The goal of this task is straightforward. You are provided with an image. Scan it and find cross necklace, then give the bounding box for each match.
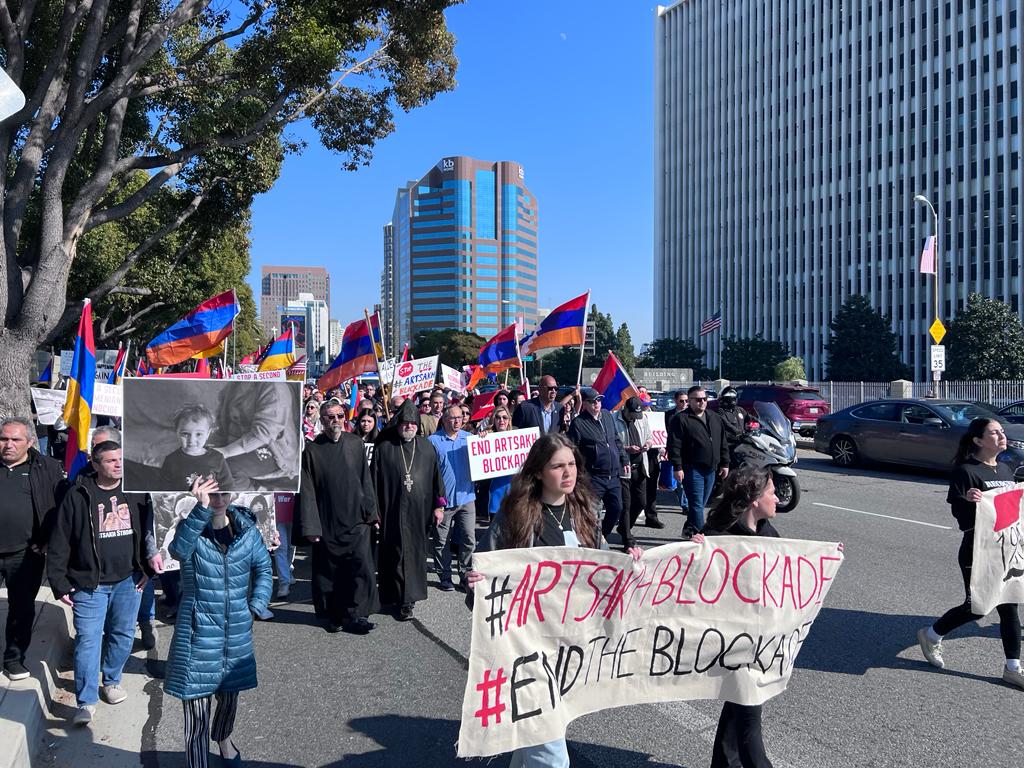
[400,440,416,492]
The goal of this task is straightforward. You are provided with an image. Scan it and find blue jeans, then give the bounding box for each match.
[71,576,141,705]
[681,465,717,533]
[274,522,295,586]
[137,578,155,624]
[510,738,570,767]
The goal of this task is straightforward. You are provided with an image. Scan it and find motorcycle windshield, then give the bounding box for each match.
[754,401,792,441]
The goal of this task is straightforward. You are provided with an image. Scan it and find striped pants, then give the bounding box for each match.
[182,692,239,768]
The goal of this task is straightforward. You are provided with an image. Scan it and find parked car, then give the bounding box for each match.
[997,401,1024,424]
[727,385,830,437]
[813,398,1024,471]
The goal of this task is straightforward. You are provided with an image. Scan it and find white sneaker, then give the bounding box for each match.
[72,705,95,726]
[917,628,944,669]
[100,684,128,704]
[1002,667,1024,690]
[255,608,274,621]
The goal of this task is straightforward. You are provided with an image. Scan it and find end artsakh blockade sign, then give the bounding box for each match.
[971,483,1024,614]
[467,428,540,481]
[458,538,843,757]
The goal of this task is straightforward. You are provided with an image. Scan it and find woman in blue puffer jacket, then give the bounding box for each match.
[165,478,273,768]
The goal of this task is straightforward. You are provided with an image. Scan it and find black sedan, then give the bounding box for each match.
[998,401,1024,424]
[813,399,1024,471]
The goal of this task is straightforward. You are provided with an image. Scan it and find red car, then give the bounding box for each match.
[731,385,830,437]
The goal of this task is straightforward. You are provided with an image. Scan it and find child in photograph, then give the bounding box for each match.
[158,403,234,492]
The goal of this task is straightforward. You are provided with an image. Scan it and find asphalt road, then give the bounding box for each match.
[37,449,1024,766]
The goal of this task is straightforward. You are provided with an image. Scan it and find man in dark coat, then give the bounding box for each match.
[296,400,378,634]
[372,401,444,621]
[512,375,564,434]
[667,385,730,537]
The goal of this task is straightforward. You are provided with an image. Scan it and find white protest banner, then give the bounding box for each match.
[93,382,122,417]
[467,428,540,481]
[392,356,439,400]
[232,369,287,382]
[30,388,66,425]
[379,357,396,386]
[458,538,843,757]
[645,411,667,449]
[970,483,1024,614]
[441,363,466,394]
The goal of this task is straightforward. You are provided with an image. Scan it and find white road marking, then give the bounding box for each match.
[812,502,952,530]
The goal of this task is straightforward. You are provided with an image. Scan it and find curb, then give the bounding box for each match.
[0,588,73,768]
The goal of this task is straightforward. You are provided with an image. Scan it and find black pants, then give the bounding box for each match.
[645,450,661,522]
[1,547,45,665]
[616,469,647,547]
[588,474,623,538]
[711,702,773,768]
[933,532,1022,658]
[183,691,239,768]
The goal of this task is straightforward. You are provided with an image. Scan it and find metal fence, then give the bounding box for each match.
[727,380,1024,412]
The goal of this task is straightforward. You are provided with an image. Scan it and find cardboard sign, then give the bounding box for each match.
[458,538,843,757]
[378,357,396,386]
[645,411,667,449]
[30,383,122,425]
[231,369,287,381]
[467,428,541,481]
[392,355,439,399]
[441,363,466,394]
[971,482,1024,614]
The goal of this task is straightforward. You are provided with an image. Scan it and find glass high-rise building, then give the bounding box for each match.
[655,1,1022,380]
[388,156,539,349]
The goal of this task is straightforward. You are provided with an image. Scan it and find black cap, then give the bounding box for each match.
[580,387,603,402]
[624,396,643,413]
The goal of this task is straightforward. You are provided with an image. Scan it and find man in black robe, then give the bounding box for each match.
[296,400,378,634]
[372,401,444,621]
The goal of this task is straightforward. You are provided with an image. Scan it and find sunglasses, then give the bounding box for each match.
[689,397,708,403]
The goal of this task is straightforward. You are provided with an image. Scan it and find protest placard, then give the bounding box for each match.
[645,411,667,449]
[392,356,439,399]
[441,363,466,394]
[93,382,122,417]
[30,387,66,425]
[467,428,540,481]
[232,369,287,381]
[458,538,843,757]
[970,482,1024,614]
[378,357,396,386]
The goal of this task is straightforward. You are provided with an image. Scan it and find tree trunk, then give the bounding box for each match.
[0,327,42,419]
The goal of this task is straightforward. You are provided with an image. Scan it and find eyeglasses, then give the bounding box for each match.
[689,397,708,403]
[494,415,510,420]
[324,414,345,421]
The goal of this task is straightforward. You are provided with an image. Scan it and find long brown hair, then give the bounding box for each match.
[704,465,772,532]
[498,433,598,549]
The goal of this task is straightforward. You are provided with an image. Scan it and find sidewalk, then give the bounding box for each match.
[0,587,73,768]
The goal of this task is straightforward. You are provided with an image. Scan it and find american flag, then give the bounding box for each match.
[287,356,307,378]
[699,311,722,336]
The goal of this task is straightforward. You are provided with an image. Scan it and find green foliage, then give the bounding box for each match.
[614,323,635,372]
[527,306,635,385]
[946,293,1024,379]
[637,338,709,375]
[410,329,487,369]
[826,294,911,381]
[721,334,789,381]
[773,357,807,381]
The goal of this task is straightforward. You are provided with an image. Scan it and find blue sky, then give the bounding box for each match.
[248,1,659,346]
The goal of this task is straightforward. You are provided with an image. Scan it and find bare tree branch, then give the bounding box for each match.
[179,0,270,69]
[106,285,153,296]
[85,162,185,234]
[97,300,166,343]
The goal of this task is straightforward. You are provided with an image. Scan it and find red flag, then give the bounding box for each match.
[401,342,410,361]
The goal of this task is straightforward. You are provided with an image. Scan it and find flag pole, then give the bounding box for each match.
[513,318,530,399]
[575,290,591,390]
[364,308,390,421]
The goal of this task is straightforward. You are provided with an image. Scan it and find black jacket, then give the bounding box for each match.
[667,409,730,471]
[718,405,748,449]
[47,476,153,598]
[512,397,564,434]
[567,410,627,476]
[23,448,65,549]
[704,517,780,538]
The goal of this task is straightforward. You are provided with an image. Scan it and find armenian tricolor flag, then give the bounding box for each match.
[62,300,96,480]
[107,343,129,385]
[478,324,520,374]
[318,319,376,392]
[38,352,55,386]
[592,351,639,412]
[369,312,385,359]
[145,290,239,367]
[257,327,296,371]
[520,291,589,356]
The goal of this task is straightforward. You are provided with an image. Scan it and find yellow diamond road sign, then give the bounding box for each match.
[929,318,946,344]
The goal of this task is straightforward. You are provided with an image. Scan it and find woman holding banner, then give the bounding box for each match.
[917,417,1023,689]
[486,406,515,517]
[468,433,642,766]
[702,465,779,768]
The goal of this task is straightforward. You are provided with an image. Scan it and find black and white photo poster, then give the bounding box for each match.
[122,378,302,493]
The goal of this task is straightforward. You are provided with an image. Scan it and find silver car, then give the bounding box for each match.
[813,399,1024,471]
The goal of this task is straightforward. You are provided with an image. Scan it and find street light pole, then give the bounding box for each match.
[914,194,941,391]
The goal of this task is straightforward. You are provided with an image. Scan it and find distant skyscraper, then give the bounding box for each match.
[389,156,539,349]
[655,1,1022,380]
[260,265,330,339]
[381,222,395,355]
[282,292,329,373]
[328,319,342,361]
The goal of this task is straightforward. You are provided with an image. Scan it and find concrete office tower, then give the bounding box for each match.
[381,222,396,355]
[389,156,539,349]
[260,265,330,339]
[654,2,1022,379]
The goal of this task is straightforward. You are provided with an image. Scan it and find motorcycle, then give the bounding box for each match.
[732,401,801,512]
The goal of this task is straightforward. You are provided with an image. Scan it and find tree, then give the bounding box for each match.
[946,293,1024,379]
[613,323,635,372]
[826,294,911,380]
[410,329,486,370]
[773,356,807,381]
[637,338,708,374]
[721,334,789,381]
[0,1,459,415]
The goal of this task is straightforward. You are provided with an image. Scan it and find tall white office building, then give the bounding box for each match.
[655,1,1022,379]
